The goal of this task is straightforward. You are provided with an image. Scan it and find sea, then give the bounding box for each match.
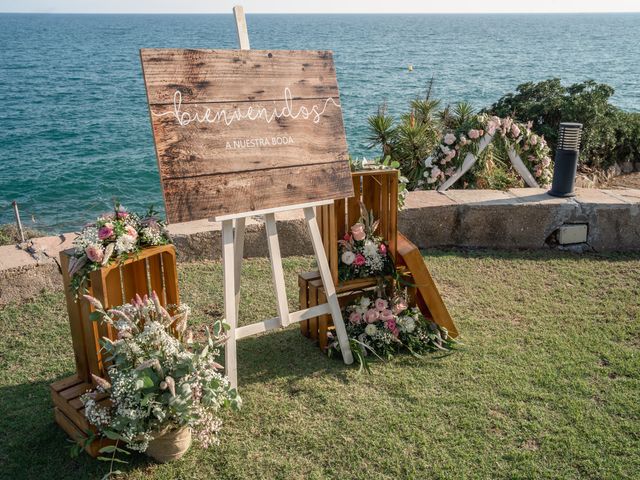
[1,13,639,232]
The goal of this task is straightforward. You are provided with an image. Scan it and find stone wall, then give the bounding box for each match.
[1,188,638,305]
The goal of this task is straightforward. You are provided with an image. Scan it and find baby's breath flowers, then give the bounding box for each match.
[81,293,240,456]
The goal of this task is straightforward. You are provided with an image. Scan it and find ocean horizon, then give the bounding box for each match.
[1,12,639,232]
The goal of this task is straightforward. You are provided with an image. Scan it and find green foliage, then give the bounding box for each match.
[367,97,441,189]
[486,78,638,169]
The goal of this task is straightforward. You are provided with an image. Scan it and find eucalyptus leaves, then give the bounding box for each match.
[80,293,240,462]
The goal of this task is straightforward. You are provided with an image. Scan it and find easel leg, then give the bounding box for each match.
[222,219,238,389]
[303,207,354,365]
[264,213,291,326]
[233,218,245,316]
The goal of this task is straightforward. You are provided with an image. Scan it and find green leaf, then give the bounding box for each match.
[98,456,128,464]
[90,311,103,322]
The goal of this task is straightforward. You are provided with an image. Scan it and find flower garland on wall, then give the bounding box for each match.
[422,114,553,189]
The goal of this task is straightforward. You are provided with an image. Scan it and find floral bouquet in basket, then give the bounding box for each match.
[68,204,171,294]
[80,293,240,466]
[338,204,393,282]
[328,288,456,370]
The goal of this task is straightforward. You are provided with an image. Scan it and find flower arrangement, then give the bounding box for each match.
[327,289,456,369]
[80,293,240,464]
[422,114,553,189]
[338,204,393,282]
[349,156,410,210]
[68,204,171,294]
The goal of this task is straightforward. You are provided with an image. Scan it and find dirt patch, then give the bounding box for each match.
[606,172,640,189]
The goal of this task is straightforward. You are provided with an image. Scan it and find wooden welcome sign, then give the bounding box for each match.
[140,49,354,222]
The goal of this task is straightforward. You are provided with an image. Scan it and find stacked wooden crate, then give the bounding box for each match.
[52,245,180,456]
[299,169,458,352]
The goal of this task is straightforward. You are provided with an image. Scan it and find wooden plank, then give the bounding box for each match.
[141,49,340,105]
[308,280,319,340]
[389,173,398,262]
[328,203,338,286]
[298,275,310,337]
[335,198,346,240]
[52,390,90,431]
[54,408,114,458]
[303,206,353,364]
[380,173,389,243]
[264,213,291,327]
[149,99,348,178]
[222,221,238,388]
[89,270,115,372]
[50,375,83,393]
[233,6,250,50]
[141,48,353,221]
[59,253,90,382]
[147,256,166,305]
[317,289,329,351]
[162,162,353,223]
[59,381,93,401]
[347,174,362,227]
[396,233,458,337]
[79,288,102,379]
[162,250,180,307]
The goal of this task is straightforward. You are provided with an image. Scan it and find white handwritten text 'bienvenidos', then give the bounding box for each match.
[151,88,340,127]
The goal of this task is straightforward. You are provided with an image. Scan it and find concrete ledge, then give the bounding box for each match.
[1,187,639,305]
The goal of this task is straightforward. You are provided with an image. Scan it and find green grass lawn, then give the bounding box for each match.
[0,250,639,479]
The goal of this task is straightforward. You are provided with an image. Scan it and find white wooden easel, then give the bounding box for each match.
[435,133,540,192]
[218,6,354,389]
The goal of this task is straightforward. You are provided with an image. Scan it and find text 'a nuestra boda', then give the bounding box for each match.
[226,135,294,149]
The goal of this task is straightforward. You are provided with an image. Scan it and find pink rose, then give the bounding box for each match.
[530,134,538,146]
[343,233,352,242]
[116,206,128,219]
[364,309,380,323]
[98,223,114,240]
[468,129,480,140]
[351,223,366,241]
[443,133,456,145]
[353,253,366,266]
[385,319,398,336]
[85,244,104,263]
[349,311,362,324]
[511,124,521,138]
[380,309,394,322]
[392,300,408,315]
[375,298,388,311]
[125,225,138,239]
[379,243,387,254]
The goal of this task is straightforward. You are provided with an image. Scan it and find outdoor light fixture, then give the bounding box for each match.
[548,122,583,197]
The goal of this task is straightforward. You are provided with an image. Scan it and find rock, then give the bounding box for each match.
[635,162,640,172]
[621,161,634,174]
[608,163,622,178]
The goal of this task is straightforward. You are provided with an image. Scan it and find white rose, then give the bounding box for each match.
[403,317,416,333]
[341,250,356,265]
[360,297,371,308]
[364,324,377,336]
[444,133,456,145]
[363,240,377,257]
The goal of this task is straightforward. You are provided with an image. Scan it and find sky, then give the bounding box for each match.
[1,0,639,14]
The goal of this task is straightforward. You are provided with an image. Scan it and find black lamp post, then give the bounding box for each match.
[548,122,583,197]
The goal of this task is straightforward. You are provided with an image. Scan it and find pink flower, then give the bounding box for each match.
[116,206,128,219]
[349,311,362,324]
[443,133,456,145]
[385,319,398,336]
[353,253,366,266]
[364,309,379,323]
[392,299,408,315]
[380,309,394,322]
[85,244,104,263]
[468,129,480,140]
[530,134,539,146]
[98,223,114,240]
[125,225,138,239]
[511,124,521,138]
[351,223,366,241]
[375,298,388,311]
[379,243,387,254]
[343,233,352,242]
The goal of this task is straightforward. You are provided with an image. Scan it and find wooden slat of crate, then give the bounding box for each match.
[396,233,458,337]
[298,271,319,338]
[58,256,90,382]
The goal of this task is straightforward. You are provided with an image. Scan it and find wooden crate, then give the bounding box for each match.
[316,170,398,287]
[54,244,180,456]
[299,270,416,350]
